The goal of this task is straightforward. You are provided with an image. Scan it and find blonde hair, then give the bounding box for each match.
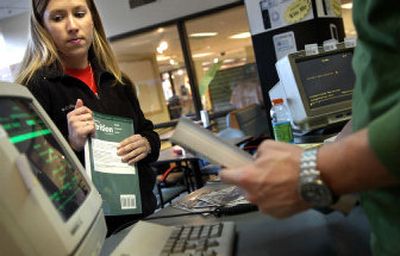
[16,0,123,85]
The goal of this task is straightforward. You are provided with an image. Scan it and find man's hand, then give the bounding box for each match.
[220,140,310,218]
[67,99,95,151]
[117,135,151,165]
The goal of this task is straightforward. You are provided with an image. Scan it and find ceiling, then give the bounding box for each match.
[0,0,29,21]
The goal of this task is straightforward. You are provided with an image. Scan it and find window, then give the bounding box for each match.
[341,4,356,36]
[186,6,263,114]
[111,25,194,124]
[0,31,18,81]
[110,5,263,128]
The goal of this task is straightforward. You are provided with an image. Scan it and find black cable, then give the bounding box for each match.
[111,204,259,235]
[111,220,138,236]
[214,204,259,217]
[144,210,215,221]
[144,204,259,221]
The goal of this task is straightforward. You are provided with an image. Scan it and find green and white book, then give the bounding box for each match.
[84,112,142,216]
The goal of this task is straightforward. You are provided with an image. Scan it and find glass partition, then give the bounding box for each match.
[110,25,194,124]
[185,6,263,114]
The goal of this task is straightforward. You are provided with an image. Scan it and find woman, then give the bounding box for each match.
[16,0,160,236]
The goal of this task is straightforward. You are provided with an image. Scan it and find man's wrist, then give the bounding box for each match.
[299,147,338,207]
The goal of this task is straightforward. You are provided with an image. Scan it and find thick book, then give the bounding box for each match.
[171,119,358,215]
[85,112,142,216]
[170,118,253,168]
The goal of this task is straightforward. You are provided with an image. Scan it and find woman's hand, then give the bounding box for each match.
[67,99,95,151]
[117,134,151,165]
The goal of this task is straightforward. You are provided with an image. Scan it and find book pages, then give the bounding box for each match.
[170,118,253,168]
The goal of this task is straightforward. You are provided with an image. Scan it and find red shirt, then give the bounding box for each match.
[65,65,97,94]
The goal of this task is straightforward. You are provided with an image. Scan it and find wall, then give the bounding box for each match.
[0,12,29,70]
[118,55,170,124]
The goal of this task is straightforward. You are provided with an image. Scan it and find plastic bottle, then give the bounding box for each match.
[270,98,294,143]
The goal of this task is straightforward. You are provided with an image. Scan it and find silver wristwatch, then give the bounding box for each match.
[299,147,336,207]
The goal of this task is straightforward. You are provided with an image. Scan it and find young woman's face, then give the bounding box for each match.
[43,0,94,65]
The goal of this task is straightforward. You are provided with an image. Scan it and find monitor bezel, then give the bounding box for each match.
[288,46,354,118]
[0,84,104,254]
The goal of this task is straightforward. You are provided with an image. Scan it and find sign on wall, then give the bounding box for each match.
[245,0,318,36]
[129,0,156,9]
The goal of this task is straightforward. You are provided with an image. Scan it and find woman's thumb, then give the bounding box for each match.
[75,99,84,109]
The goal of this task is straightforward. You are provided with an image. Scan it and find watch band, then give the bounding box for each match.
[299,147,338,207]
[299,147,320,182]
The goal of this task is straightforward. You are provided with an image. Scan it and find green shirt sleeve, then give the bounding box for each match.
[368,101,400,178]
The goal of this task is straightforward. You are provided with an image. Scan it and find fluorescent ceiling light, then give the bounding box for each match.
[156,55,170,62]
[229,32,251,39]
[192,52,214,58]
[341,3,353,9]
[156,41,168,54]
[223,58,235,64]
[189,32,218,38]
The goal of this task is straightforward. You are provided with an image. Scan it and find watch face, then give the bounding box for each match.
[300,183,333,207]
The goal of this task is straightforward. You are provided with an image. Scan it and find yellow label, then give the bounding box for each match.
[330,0,342,17]
[284,0,312,24]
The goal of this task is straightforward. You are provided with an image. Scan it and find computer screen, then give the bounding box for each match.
[0,83,106,255]
[296,51,354,110]
[1,98,89,220]
[271,44,355,132]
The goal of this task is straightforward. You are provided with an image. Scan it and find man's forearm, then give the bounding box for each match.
[318,129,399,195]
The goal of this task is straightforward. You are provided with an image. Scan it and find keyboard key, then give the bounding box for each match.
[209,224,222,238]
[160,222,235,256]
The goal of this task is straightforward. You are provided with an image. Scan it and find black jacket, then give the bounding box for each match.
[26,60,160,223]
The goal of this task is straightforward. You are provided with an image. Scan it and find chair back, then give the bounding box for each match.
[217,127,245,141]
[229,104,269,138]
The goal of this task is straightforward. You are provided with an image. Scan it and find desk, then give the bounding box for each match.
[102,194,371,256]
[151,147,204,190]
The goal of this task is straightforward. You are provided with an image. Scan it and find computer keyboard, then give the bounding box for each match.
[160,222,235,256]
[111,221,235,256]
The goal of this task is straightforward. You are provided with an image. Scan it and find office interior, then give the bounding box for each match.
[0,0,373,256]
[0,0,356,136]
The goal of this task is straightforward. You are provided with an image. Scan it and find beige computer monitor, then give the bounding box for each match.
[0,83,106,255]
[270,44,355,132]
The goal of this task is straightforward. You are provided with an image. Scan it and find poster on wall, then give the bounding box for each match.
[129,0,156,9]
[245,0,315,36]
